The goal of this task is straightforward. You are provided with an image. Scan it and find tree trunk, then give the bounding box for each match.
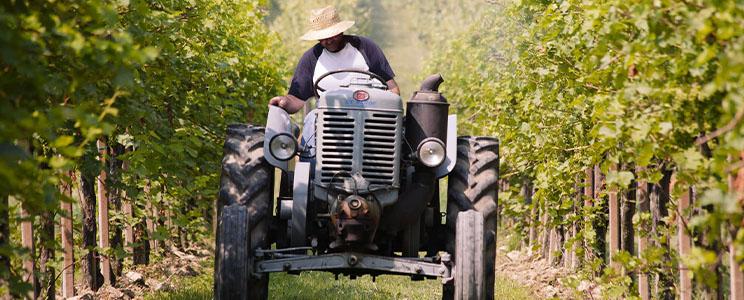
[133,220,150,265]
[730,153,744,300]
[584,168,594,263]
[608,164,620,270]
[652,168,674,299]
[0,195,10,295]
[593,165,608,267]
[80,172,102,291]
[20,206,37,299]
[60,175,75,298]
[636,168,650,300]
[144,181,158,254]
[621,166,635,256]
[674,175,692,300]
[540,204,550,259]
[524,180,536,248]
[97,139,113,286]
[620,165,636,286]
[39,209,55,300]
[108,143,124,277]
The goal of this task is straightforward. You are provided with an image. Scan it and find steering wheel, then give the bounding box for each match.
[313,69,388,98]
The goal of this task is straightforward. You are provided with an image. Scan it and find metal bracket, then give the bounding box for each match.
[436,115,457,178]
[291,162,310,246]
[256,252,450,278]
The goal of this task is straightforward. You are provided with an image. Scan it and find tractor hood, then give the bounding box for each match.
[316,88,403,112]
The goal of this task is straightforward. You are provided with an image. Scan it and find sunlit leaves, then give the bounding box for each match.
[424,0,744,295]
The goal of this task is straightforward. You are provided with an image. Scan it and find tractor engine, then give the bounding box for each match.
[313,87,403,249]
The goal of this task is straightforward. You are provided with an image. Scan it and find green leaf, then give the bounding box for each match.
[52,136,75,148]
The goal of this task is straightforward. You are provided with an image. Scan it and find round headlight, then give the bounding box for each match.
[417,138,446,168]
[269,133,298,161]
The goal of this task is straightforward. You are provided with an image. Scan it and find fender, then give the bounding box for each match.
[264,106,296,172]
[435,115,457,178]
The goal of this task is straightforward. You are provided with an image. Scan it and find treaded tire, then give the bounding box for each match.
[444,136,499,300]
[215,124,273,300]
[455,210,485,300]
[215,205,251,299]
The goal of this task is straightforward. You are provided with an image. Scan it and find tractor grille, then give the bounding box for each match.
[318,111,355,182]
[316,110,401,188]
[362,113,398,185]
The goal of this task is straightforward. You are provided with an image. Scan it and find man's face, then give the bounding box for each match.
[319,33,345,52]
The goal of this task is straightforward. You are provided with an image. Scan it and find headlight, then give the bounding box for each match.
[417,138,446,167]
[269,133,298,161]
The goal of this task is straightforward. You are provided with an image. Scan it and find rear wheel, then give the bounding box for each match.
[443,137,499,300]
[215,124,273,300]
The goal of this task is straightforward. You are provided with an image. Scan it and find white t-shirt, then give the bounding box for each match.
[312,42,370,96]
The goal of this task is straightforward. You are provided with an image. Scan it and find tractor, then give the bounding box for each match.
[214,71,499,300]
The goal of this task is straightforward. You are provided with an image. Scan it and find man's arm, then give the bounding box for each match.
[269,94,306,114]
[387,79,400,95]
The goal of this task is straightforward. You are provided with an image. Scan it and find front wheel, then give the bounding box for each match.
[215,124,273,300]
[444,136,499,300]
[215,205,252,299]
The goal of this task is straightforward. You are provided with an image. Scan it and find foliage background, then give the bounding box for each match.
[426,0,744,296]
[2,0,744,297]
[1,0,285,295]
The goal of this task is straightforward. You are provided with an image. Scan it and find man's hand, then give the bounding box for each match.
[387,79,400,96]
[268,94,305,114]
[269,95,288,107]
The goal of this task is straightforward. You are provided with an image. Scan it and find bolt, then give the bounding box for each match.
[439,268,445,275]
[415,266,423,274]
[283,263,291,271]
[349,198,362,210]
[348,255,359,266]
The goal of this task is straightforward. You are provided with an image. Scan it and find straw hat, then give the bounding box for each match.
[300,6,355,41]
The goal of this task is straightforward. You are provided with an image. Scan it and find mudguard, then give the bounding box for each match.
[436,115,457,178]
[264,106,295,172]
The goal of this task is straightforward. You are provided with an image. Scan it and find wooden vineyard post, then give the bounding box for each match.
[584,167,594,261]
[594,164,609,267]
[20,205,36,299]
[524,180,537,248]
[60,174,75,298]
[97,139,112,286]
[122,159,134,260]
[568,177,580,270]
[540,202,550,258]
[144,181,157,253]
[673,174,692,300]
[731,153,744,300]
[636,167,650,300]
[608,163,620,270]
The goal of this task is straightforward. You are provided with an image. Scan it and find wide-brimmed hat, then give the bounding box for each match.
[300,6,355,41]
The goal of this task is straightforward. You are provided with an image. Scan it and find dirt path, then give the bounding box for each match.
[496,247,582,299]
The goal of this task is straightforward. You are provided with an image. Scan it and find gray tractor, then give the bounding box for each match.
[214,71,499,300]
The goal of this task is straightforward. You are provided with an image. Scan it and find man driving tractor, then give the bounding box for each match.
[269,5,400,113]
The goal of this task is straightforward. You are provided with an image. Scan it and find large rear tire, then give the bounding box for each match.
[215,124,273,300]
[444,137,499,300]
